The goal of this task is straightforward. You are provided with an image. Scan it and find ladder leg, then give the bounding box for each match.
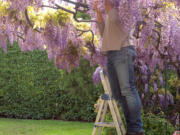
[108,100,123,135]
[103,71,126,134]
[92,70,126,135]
[112,100,126,135]
[92,99,105,135]
[97,101,108,135]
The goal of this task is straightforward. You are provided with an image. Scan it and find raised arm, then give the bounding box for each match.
[94,0,105,37]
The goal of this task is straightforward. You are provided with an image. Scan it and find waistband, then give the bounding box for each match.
[107,45,135,53]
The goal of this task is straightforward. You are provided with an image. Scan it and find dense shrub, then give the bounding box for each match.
[100,105,176,135]
[0,43,103,121]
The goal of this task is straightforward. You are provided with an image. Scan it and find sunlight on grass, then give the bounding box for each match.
[0,118,94,135]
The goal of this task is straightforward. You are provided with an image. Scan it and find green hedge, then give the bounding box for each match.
[102,107,175,135]
[0,43,103,121]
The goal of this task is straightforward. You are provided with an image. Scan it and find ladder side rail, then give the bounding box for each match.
[108,99,123,135]
[112,100,126,134]
[100,70,126,135]
[100,70,123,135]
[97,101,108,135]
[91,99,105,135]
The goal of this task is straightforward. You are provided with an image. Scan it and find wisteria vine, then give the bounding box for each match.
[0,0,179,125]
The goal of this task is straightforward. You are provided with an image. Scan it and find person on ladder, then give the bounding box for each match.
[94,0,145,135]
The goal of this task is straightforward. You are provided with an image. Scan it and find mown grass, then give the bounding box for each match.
[0,118,94,135]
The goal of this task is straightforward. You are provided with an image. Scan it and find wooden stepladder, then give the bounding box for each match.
[92,70,126,135]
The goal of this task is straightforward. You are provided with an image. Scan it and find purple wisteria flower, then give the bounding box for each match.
[92,66,103,84]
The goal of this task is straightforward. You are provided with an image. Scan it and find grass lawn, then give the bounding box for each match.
[0,118,94,135]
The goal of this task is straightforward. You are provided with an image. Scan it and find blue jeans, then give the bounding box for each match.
[106,45,144,133]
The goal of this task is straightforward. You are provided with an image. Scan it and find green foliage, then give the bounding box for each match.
[0,43,103,121]
[101,108,175,135]
[141,112,175,135]
[76,11,91,20]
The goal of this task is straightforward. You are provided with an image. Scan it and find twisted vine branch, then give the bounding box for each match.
[25,9,42,33]
[42,1,97,53]
[76,28,95,52]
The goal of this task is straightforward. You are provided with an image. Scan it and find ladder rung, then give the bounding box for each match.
[95,122,115,127]
[101,93,113,100]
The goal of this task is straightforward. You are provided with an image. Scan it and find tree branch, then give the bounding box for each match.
[24,9,42,33]
[42,2,97,46]
[152,29,179,69]
[55,4,96,23]
[76,28,94,43]
[62,0,89,9]
[42,1,97,51]
[76,28,96,53]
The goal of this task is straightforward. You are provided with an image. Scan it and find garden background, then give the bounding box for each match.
[0,0,180,135]
[0,42,179,135]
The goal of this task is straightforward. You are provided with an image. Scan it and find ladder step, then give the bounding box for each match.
[101,93,113,100]
[95,122,115,127]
